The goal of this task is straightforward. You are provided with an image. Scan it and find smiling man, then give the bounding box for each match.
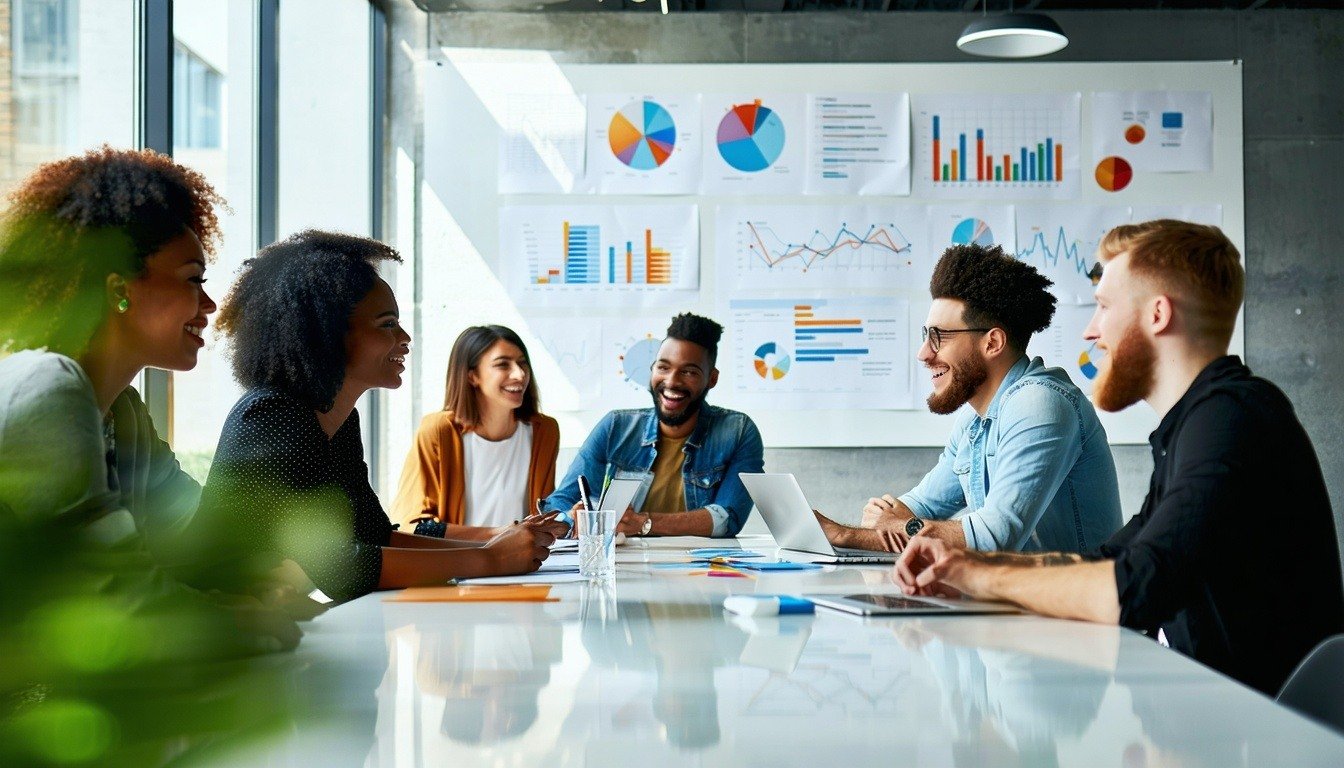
[544,313,764,538]
[819,243,1122,554]
[894,220,1344,696]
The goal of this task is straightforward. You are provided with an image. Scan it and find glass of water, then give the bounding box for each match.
[578,509,617,581]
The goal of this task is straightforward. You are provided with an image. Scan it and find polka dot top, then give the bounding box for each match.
[194,388,392,602]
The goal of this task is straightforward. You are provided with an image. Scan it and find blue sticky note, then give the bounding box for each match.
[1161,111,1183,129]
[730,561,824,572]
[690,548,764,558]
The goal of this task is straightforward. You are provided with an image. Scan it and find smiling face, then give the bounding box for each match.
[116,230,216,372]
[918,298,990,415]
[1084,252,1156,412]
[649,337,717,428]
[468,339,531,416]
[342,278,411,393]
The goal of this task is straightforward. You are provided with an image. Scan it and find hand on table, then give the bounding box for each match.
[894,537,978,600]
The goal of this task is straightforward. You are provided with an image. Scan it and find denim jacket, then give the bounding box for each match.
[899,356,1122,553]
[544,405,764,537]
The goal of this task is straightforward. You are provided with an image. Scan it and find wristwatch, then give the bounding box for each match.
[904,517,925,538]
[639,513,654,536]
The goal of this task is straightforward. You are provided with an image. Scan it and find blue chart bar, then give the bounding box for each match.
[608,247,615,284]
[958,133,967,180]
[795,357,835,362]
[933,115,940,141]
[566,225,599,284]
[804,327,863,334]
[1045,138,1054,180]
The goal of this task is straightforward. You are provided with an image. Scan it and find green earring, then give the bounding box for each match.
[117,298,130,314]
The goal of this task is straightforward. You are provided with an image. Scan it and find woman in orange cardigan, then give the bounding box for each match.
[392,325,560,539]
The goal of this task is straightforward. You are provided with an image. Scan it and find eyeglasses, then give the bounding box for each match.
[921,325,992,353]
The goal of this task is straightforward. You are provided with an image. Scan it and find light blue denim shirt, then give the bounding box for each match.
[544,404,764,537]
[900,356,1122,553]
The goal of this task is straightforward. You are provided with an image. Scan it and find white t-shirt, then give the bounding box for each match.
[462,422,533,528]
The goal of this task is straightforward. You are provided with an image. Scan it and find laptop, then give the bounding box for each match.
[739,473,900,564]
[805,592,1019,616]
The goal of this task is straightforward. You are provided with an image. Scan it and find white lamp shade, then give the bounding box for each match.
[957,13,1069,59]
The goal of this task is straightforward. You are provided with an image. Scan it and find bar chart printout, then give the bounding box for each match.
[501,205,699,307]
[729,298,913,410]
[913,93,1081,200]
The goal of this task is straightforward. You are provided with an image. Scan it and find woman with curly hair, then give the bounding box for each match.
[0,146,302,655]
[189,230,560,603]
[391,325,560,537]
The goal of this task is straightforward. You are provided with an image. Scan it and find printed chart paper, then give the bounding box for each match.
[1015,205,1130,307]
[913,93,1081,200]
[586,94,702,195]
[729,298,913,410]
[525,318,604,410]
[1092,91,1213,173]
[926,205,1017,261]
[497,92,588,194]
[602,318,671,409]
[701,94,807,195]
[501,205,699,308]
[804,93,911,196]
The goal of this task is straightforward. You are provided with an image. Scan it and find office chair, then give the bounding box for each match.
[1277,634,1344,734]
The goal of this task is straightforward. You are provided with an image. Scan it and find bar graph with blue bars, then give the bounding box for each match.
[564,223,600,284]
[929,111,1065,185]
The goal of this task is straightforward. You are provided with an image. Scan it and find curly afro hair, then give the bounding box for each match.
[666,312,724,366]
[0,146,224,355]
[215,230,402,412]
[929,243,1056,352]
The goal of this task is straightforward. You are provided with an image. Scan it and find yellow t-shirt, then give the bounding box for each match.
[642,434,688,514]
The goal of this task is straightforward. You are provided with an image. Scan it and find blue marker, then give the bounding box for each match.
[723,595,815,617]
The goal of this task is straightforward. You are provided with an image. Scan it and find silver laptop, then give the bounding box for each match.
[739,473,900,564]
[805,592,1018,616]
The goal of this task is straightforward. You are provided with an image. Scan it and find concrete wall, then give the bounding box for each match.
[383,5,1344,544]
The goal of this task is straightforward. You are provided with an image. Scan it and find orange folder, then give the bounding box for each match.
[383,585,556,603]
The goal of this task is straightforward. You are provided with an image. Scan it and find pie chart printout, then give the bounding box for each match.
[753,342,792,380]
[609,100,677,171]
[951,217,995,248]
[1095,156,1133,192]
[717,100,787,173]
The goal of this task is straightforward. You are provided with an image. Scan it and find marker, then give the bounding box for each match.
[577,475,596,512]
[723,595,814,616]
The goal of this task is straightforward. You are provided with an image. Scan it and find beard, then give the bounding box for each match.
[926,352,989,415]
[651,383,709,427]
[1092,324,1156,412]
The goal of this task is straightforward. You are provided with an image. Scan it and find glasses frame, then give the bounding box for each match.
[922,325,993,353]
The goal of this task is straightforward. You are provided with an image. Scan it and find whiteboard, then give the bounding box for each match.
[420,56,1243,447]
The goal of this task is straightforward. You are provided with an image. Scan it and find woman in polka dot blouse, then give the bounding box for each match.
[188,231,561,602]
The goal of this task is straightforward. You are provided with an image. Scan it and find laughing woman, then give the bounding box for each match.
[391,325,560,539]
[187,231,558,603]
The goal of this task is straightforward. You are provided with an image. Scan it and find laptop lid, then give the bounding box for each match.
[739,473,842,556]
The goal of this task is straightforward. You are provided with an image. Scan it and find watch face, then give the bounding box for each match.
[640,515,653,536]
[905,517,924,537]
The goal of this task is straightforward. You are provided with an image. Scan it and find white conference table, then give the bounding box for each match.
[220,535,1344,767]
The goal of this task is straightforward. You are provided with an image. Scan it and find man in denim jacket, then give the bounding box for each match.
[544,313,764,538]
[820,244,1122,554]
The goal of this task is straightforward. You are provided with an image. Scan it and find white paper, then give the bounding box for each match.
[701,94,807,195]
[500,204,699,307]
[715,204,929,294]
[1092,91,1212,173]
[926,205,1017,260]
[585,94,702,195]
[523,318,603,410]
[1027,304,1103,396]
[804,93,911,196]
[497,92,588,194]
[601,317,670,409]
[1014,205,1130,307]
[727,297,913,410]
[913,93,1081,200]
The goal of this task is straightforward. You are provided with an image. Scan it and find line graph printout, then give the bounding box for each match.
[586,94,702,194]
[804,93,911,196]
[501,204,699,308]
[716,205,929,293]
[1015,206,1130,307]
[526,318,603,410]
[729,298,913,410]
[913,92,1080,200]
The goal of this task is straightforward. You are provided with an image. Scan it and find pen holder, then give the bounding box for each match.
[578,509,617,581]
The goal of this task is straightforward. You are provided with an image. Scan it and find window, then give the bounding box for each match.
[173,42,223,149]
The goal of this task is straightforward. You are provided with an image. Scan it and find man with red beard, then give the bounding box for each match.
[895,220,1344,697]
[543,313,764,538]
[819,244,1122,554]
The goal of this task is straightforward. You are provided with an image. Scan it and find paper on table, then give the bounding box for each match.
[383,585,555,603]
[458,562,584,585]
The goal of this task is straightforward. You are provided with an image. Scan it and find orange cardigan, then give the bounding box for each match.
[391,410,560,528]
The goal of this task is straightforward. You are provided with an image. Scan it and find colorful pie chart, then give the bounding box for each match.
[620,337,662,388]
[1124,124,1146,144]
[753,342,791,381]
[609,100,677,171]
[951,217,995,248]
[1078,344,1103,380]
[1095,156,1133,192]
[717,100,786,173]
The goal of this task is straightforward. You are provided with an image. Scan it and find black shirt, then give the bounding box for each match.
[190,389,392,603]
[1099,356,1344,696]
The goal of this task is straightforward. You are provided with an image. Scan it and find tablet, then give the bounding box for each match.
[597,474,652,515]
[806,593,1018,616]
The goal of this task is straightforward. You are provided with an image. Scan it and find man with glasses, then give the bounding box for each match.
[818,243,1122,554]
[895,221,1343,696]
